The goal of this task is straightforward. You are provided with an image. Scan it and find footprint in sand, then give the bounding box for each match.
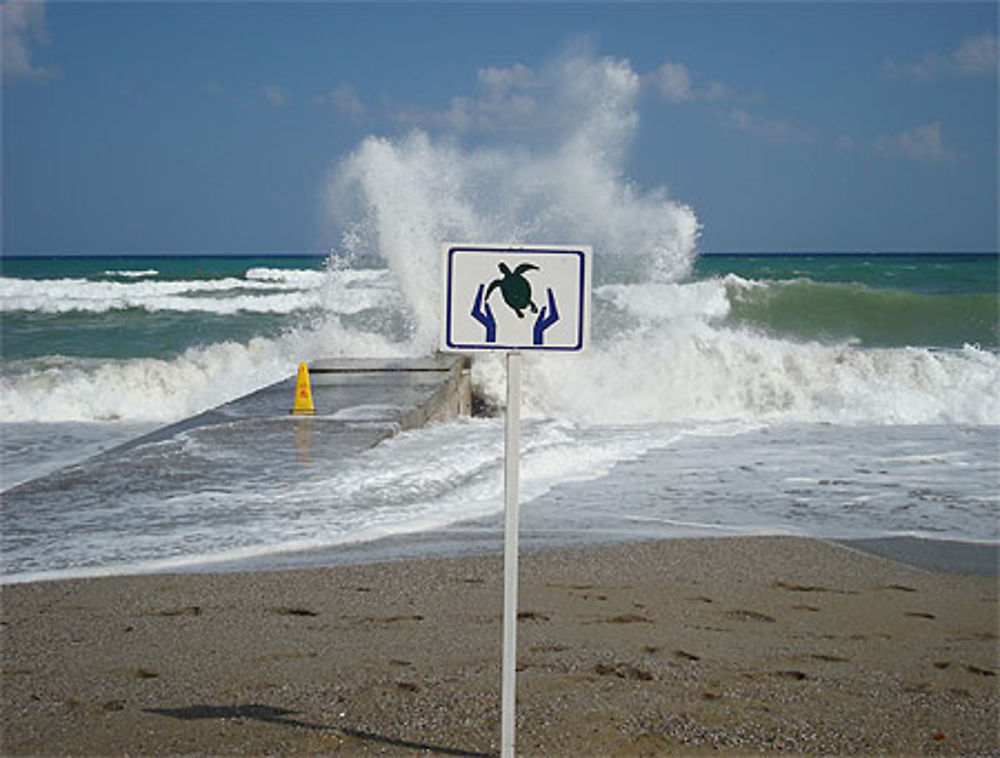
[672,649,701,661]
[268,607,319,617]
[965,664,996,677]
[726,609,777,623]
[594,662,654,681]
[147,606,201,617]
[601,614,652,624]
[811,653,850,663]
[517,611,550,622]
[773,581,854,595]
[361,614,423,624]
[743,670,808,681]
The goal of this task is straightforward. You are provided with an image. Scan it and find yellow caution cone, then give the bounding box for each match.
[291,362,316,415]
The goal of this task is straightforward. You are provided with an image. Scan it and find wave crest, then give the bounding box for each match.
[473,321,1000,426]
[0,321,407,423]
[322,52,701,352]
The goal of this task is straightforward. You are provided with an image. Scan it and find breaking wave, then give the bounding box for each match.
[322,51,700,352]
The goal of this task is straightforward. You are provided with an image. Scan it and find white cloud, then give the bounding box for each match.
[393,49,792,152]
[647,61,694,102]
[835,135,856,152]
[395,61,541,133]
[643,60,729,103]
[314,83,365,119]
[873,122,955,162]
[332,84,364,118]
[729,107,811,143]
[884,33,998,81]
[952,33,999,75]
[646,59,812,146]
[457,62,539,131]
[260,84,288,107]
[477,62,535,98]
[2,0,57,84]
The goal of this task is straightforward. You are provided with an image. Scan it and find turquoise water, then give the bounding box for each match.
[695,253,998,349]
[2,253,996,367]
[694,253,998,295]
[1,255,326,361]
[0,254,323,281]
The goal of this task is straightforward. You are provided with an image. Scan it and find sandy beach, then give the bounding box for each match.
[1,536,997,756]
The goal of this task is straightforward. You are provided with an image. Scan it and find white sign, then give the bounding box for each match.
[441,243,591,757]
[442,244,591,352]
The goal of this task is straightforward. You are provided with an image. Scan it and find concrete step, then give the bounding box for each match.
[112,355,471,454]
[4,356,472,503]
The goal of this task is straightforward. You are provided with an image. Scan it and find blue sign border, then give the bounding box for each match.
[444,245,588,352]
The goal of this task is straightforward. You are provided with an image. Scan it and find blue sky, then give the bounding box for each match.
[3,1,997,255]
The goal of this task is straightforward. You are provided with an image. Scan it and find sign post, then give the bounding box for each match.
[501,350,521,757]
[442,244,591,757]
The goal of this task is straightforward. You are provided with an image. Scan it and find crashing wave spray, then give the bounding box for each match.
[319,49,1000,427]
[322,50,701,353]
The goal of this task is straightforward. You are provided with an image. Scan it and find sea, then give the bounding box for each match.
[2,250,998,583]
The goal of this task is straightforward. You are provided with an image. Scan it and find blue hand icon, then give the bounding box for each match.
[533,288,559,345]
[472,284,497,343]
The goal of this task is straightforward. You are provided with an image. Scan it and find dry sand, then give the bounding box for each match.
[1,537,997,756]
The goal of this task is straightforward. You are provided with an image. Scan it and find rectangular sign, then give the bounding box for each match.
[442,244,591,352]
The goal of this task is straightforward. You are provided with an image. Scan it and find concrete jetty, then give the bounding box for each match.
[309,355,472,430]
[113,354,472,455]
[3,355,472,511]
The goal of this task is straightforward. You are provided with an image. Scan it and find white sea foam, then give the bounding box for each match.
[329,404,404,422]
[461,306,1000,426]
[541,336,998,425]
[244,267,327,285]
[7,266,996,426]
[0,321,409,423]
[596,279,732,325]
[103,268,159,278]
[1,275,299,313]
[7,413,995,582]
[0,267,399,315]
[0,416,675,581]
[322,51,700,353]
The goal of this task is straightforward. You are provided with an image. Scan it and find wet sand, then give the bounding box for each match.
[2,537,997,755]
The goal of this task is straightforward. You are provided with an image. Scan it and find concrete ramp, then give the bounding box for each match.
[107,355,471,456]
[3,356,472,505]
[309,355,471,430]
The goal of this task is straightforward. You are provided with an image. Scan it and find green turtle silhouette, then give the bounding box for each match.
[485,262,539,318]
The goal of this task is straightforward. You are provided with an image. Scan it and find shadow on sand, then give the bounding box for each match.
[144,703,491,757]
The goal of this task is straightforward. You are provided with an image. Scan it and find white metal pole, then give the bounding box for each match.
[501,351,522,758]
